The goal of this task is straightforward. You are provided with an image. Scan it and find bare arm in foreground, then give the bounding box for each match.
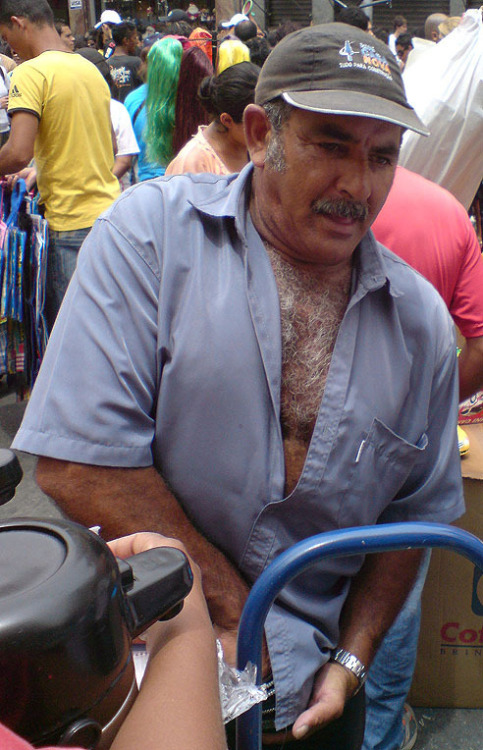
[108,532,227,750]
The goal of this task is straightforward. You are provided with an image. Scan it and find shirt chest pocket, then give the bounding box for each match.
[338,417,428,528]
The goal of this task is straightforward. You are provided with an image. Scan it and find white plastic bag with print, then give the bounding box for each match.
[399,10,483,210]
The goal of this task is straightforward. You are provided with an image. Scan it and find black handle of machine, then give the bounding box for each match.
[119,547,194,637]
[0,448,23,505]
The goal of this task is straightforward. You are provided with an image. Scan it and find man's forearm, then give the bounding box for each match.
[289,548,425,740]
[337,548,423,666]
[0,139,32,176]
[112,154,132,179]
[36,458,249,632]
[458,336,483,402]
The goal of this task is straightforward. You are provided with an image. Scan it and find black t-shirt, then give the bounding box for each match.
[108,55,142,103]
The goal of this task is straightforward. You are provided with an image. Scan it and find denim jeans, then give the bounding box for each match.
[46,226,91,331]
[362,551,431,750]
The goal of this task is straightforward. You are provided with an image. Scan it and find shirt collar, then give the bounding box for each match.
[189,163,404,300]
[355,231,405,299]
[188,162,254,237]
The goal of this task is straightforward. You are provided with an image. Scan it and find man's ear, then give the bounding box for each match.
[10,16,27,30]
[243,104,271,168]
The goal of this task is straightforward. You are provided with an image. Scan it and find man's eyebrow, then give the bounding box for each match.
[313,123,356,142]
[371,142,401,157]
[311,124,402,155]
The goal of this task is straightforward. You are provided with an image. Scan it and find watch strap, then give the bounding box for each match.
[330,648,367,693]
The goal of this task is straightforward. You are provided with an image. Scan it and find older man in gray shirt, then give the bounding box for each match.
[13,24,464,750]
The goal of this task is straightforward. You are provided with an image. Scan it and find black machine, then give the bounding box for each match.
[0,449,193,748]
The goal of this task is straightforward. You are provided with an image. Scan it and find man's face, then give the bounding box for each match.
[0,17,30,60]
[252,108,401,268]
[60,25,75,51]
[125,29,138,54]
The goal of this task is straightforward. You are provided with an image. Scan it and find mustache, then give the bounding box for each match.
[312,198,369,222]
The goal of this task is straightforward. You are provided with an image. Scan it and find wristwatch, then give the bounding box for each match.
[329,648,367,694]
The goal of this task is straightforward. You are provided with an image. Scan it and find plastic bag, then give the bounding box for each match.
[217,640,267,724]
[399,10,483,210]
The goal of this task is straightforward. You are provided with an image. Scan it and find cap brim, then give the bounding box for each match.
[283,91,429,137]
[94,19,121,28]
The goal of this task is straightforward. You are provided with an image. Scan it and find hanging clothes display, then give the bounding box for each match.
[0,180,49,399]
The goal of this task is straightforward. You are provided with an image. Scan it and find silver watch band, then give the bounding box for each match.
[330,648,367,693]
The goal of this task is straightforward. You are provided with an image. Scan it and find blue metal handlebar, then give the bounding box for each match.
[236,522,483,750]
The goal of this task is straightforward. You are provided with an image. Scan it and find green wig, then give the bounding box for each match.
[145,37,183,166]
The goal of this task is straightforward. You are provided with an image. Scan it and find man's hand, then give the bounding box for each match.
[0,95,8,109]
[291,661,358,740]
[4,165,37,191]
[107,530,190,560]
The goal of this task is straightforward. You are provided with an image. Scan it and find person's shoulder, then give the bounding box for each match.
[110,97,125,115]
[166,135,223,176]
[103,172,235,222]
[110,54,141,65]
[378,239,450,309]
[377,241,455,352]
[124,84,147,110]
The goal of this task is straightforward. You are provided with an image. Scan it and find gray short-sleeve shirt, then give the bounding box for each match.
[13,164,464,728]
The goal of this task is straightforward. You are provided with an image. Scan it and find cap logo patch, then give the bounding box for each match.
[339,41,392,81]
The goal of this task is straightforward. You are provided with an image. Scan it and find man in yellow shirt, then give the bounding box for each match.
[0,0,120,329]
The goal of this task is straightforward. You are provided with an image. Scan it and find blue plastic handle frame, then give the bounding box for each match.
[235,521,483,750]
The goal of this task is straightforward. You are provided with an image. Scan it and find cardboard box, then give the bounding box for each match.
[409,423,483,707]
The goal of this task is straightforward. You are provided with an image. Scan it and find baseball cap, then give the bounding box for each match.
[94,10,122,28]
[159,9,191,22]
[255,23,429,136]
[221,13,249,29]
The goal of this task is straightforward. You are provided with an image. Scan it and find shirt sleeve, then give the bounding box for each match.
[112,101,140,156]
[7,62,44,118]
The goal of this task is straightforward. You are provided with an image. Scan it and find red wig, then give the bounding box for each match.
[173,46,213,155]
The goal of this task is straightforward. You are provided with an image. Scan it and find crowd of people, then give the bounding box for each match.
[0,1,482,750]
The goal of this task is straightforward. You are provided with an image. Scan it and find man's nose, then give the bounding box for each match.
[335,159,372,202]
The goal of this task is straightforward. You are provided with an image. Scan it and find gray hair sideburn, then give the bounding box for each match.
[262,97,293,172]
